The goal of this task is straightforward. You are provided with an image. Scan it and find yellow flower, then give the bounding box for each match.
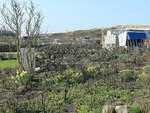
[119,69,131,73]
[58,76,62,80]
[16,75,19,78]
[11,76,15,79]
[22,71,28,74]
[20,73,24,77]
[16,70,19,75]
[79,73,83,76]
[87,66,96,72]
[64,69,74,75]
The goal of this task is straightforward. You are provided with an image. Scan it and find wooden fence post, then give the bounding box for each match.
[20,48,35,72]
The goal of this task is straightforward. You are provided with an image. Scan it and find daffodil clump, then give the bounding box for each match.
[87,66,96,72]
[70,72,83,83]
[71,72,83,79]
[58,69,83,84]
[86,66,96,78]
[11,70,32,86]
[64,69,83,81]
[49,69,83,84]
[49,74,63,83]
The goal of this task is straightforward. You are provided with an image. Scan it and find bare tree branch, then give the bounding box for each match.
[0,0,43,72]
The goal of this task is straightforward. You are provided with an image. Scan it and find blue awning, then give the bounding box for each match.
[128,32,147,40]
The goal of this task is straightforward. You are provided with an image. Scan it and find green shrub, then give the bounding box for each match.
[68,84,86,102]
[118,91,138,103]
[76,104,102,113]
[48,91,64,105]
[119,69,137,82]
[100,68,109,76]
[143,65,150,74]
[92,105,102,113]
[137,73,150,85]
[117,54,128,63]
[5,110,14,113]
[76,105,89,113]
[129,104,142,113]
[101,90,138,103]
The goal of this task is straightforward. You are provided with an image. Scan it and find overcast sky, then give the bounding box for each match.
[1,0,150,33]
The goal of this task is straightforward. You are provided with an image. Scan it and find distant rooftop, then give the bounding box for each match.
[113,28,150,31]
[108,28,150,35]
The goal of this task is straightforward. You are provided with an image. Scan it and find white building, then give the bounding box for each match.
[103,28,150,48]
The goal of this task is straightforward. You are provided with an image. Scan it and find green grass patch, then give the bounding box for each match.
[0,60,18,69]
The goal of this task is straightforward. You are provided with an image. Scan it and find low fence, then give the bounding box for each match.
[35,45,150,73]
[0,52,17,60]
[0,45,16,52]
[20,48,36,72]
[1,44,150,72]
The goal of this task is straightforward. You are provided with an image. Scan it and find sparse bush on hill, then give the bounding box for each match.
[129,104,142,113]
[143,65,150,74]
[137,73,150,85]
[119,69,138,82]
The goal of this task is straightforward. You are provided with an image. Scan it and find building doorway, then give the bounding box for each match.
[126,39,144,48]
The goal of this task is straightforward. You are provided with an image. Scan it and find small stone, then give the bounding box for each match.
[115,105,128,113]
[102,105,116,113]
[114,101,125,106]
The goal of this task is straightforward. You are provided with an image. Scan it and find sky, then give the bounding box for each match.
[1,0,150,33]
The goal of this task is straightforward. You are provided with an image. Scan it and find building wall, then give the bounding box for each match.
[103,34,116,48]
[101,29,150,48]
[146,31,150,38]
[118,31,127,47]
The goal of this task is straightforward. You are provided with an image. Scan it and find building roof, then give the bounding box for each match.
[109,28,150,35]
[128,32,147,39]
[120,28,150,31]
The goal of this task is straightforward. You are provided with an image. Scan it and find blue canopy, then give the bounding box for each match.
[128,32,147,40]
